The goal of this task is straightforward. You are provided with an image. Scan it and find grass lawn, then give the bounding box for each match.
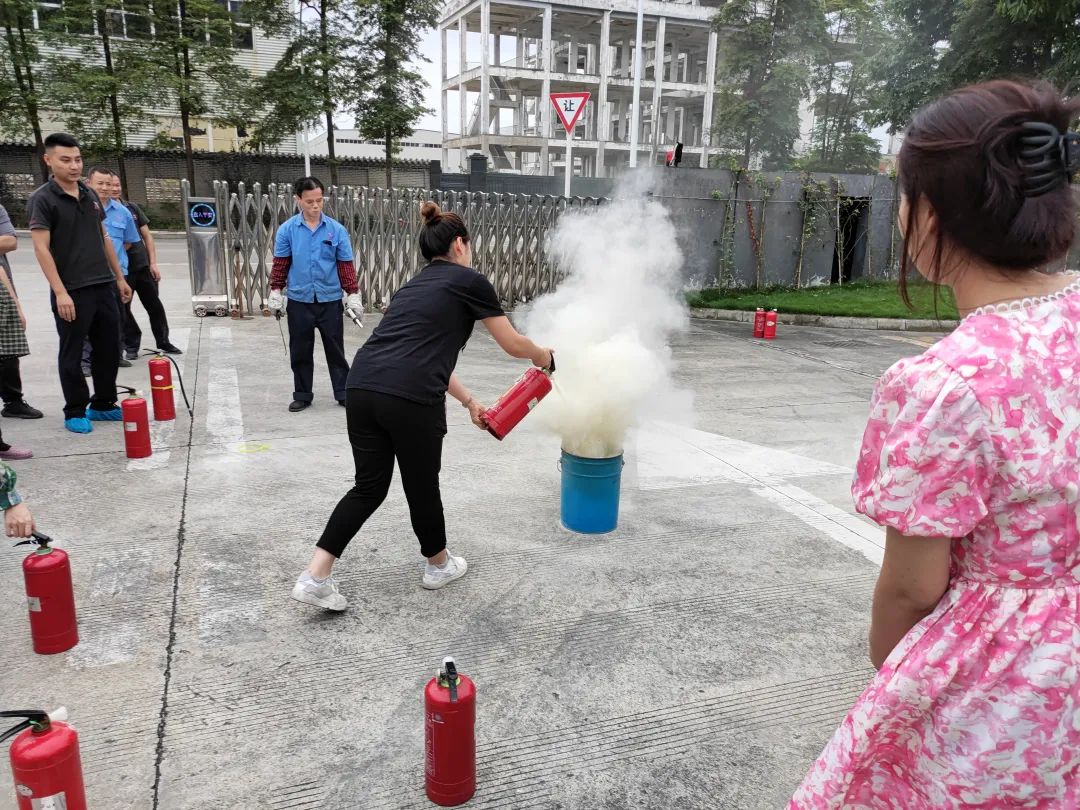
[686,280,959,320]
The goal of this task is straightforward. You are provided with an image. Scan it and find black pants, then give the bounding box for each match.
[0,356,23,405]
[288,299,349,403]
[54,283,120,419]
[317,389,447,559]
[124,267,170,353]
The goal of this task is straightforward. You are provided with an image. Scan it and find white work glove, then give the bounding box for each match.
[344,293,362,318]
[267,290,284,312]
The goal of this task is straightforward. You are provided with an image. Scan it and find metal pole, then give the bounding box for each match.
[302,128,311,176]
[565,128,572,198]
[628,0,644,168]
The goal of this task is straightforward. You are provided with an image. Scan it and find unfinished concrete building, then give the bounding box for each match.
[439,0,721,177]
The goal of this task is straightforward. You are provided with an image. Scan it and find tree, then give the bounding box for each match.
[249,0,363,186]
[800,0,884,172]
[352,0,438,189]
[711,0,826,170]
[43,0,165,195]
[143,0,289,186]
[0,0,49,181]
[866,0,1080,131]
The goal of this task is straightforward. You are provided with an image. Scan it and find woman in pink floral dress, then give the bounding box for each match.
[791,81,1080,808]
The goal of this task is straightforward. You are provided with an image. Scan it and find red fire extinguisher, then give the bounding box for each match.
[149,357,176,421]
[425,657,476,807]
[122,394,152,459]
[753,307,766,338]
[3,707,87,810]
[482,353,555,441]
[16,533,78,655]
[764,309,778,340]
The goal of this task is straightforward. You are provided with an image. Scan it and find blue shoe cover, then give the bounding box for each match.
[86,408,123,421]
[65,417,93,434]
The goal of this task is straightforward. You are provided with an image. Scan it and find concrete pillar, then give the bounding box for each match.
[596,9,611,177]
[568,39,577,74]
[649,16,666,164]
[441,25,449,170]
[516,34,522,68]
[621,37,631,79]
[458,16,468,143]
[700,28,717,168]
[480,0,491,155]
[494,32,501,68]
[540,5,552,174]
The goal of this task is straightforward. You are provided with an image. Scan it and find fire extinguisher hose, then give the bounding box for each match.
[0,710,49,744]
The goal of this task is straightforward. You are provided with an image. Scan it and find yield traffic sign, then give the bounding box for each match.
[550,92,591,132]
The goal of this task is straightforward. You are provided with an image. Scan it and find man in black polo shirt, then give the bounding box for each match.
[27,133,133,434]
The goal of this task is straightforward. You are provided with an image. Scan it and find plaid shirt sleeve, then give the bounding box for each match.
[0,461,22,510]
[270,256,291,290]
[337,261,358,295]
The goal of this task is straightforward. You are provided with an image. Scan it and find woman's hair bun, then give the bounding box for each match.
[420,201,442,224]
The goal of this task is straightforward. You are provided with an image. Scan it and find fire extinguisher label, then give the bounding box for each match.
[32,793,68,809]
[125,422,138,432]
[27,595,41,612]
[16,784,32,797]
[527,398,539,411]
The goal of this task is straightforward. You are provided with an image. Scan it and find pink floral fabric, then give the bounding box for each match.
[791,289,1080,809]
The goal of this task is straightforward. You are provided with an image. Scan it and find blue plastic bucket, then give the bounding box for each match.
[559,450,624,534]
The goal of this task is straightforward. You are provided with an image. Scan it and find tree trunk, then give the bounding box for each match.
[6,17,47,182]
[384,130,392,188]
[98,11,129,196]
[177,1,196,187]
[319,0,337,186]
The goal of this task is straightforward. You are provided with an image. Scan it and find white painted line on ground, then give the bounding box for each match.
[751,484,884,565]
[127,328,190,471]
[206,326,245,451]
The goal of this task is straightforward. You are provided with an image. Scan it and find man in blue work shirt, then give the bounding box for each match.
[268,176,361,412]
[87,167,138,372]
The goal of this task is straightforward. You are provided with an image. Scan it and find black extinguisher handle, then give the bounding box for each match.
[13,532,51,548]
[0,710,48,744]
[443,659,459,703]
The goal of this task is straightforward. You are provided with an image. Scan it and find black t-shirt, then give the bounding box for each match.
[123,202,151,273]
[347,261,505,405]
[26,180,112,290]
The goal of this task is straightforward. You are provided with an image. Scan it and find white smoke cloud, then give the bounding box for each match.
[521,178,692,458]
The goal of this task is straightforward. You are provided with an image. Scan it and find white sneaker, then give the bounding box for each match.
[422,554,468,590]
[290,571,347,611]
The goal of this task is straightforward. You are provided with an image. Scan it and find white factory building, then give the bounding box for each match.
[305,129,465,166]
[438,0,722,178]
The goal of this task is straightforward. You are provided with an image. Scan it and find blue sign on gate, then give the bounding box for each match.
[189,202,217,228]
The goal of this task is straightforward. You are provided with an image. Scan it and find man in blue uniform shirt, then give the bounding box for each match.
[268,176,361,412]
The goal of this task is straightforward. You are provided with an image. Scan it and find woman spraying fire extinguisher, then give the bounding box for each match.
[291,201,554,611]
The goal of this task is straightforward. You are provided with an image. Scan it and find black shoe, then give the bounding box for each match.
[289,400,310,412]
[124,350,139,361]
[118,357,133,368]
[82,365,92,377]
[158,343,183,355]
[1,401,43,419]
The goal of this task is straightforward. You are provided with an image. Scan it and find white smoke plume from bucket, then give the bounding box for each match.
[522,180,691,458]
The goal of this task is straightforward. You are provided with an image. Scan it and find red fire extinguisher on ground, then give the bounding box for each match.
[149,356,176,421]
[753,307,766,338]
[16,533,78,655]
[2,707,87,810]
[425,657,476,807]
[483,353,555,441]
[763,309,778,340]
[122,393,152,459]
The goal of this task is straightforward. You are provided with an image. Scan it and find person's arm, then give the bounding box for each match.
[101,226,132,302]
[869,527,951,669]
[0,462,32,538]
[270,226,291,292]
[0,205,17,255]
[30,229,76,322]
[139,224,160,280]
[0,267,25,330]
[483,316,552,369]
[448,373,487,430]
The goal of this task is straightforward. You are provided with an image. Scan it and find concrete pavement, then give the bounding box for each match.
[0,235,940,809]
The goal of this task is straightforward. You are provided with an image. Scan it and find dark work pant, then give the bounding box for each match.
[317,389,447,559]
[82,283,128,366]
[53,283,120,419]
[0,356,23,404]
[124,267,170,352]
[287,299,349,403]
